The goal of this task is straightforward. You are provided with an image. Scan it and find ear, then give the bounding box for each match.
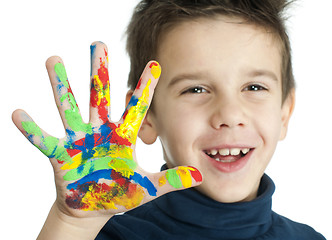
[279,89,295,140]
[126,90,158,144]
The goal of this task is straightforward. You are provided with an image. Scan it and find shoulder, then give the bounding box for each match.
[264,211,326,240]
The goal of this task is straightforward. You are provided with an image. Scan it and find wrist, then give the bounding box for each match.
[37,202,112,240]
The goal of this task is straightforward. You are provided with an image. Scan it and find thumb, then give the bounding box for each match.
[150,166,203,197]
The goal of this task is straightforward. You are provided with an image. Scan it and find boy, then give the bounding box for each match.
[12,0,325,239]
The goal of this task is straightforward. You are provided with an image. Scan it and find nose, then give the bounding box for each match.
[209,96,247,130]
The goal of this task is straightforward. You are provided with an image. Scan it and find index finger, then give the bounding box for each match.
[117,61,161,145]
[46,56,92,135]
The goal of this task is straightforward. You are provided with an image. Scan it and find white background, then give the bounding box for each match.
[1,0,331,239]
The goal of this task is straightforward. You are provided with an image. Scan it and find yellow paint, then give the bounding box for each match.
[61,145,133,170]
[108,159,134,178]
[92,74,110,106]
[81,182,145,211]
[150,62,161,79]
[158,175,167,187]
[176,166,193,188]
[116,79,151,144]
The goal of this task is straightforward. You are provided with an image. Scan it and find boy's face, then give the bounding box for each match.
[139,17,294,203]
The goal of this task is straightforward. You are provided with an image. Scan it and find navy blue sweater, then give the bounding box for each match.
[96,173,325,239]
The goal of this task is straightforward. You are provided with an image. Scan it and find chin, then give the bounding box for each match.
[196,180,259,203]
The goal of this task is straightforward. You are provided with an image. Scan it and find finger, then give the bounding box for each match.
[46,56,93,135]
[89,41,110,124]
[117,61,161,145]
[143,166,203,200]
[12,109,64,160]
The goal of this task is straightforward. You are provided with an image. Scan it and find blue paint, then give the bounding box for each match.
[66,168,157,197]
[82,133,96,159]
[127,95,139,108]
[67,169,113,190]
[76,164,85,175]
[130,172,157,196]
[70,133,96,160]
[90,43,97,77]
[56,82,65,96]
[99,122,113,142]
[66,129,76,143]
[48,145,58,159]
[121,95,139,118]
[27,134,34,144]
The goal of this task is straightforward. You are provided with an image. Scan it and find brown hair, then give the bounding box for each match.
[126,0,295,102]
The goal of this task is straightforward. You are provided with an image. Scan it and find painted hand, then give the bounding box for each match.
[12,42,202,215]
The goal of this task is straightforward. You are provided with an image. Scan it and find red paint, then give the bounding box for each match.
[108,123,131,146]
[127,183,137,198]
[102,183,111,192]
[188,166,203,182]
[97,98,109,123]
[67,147,81,157]
[111,170,126,186]
[149,62,158,68]
[66,122,131,160]
[90,61,110,123]
[122,109,129,121]
[136,77,142,89]
[66,188,85,209]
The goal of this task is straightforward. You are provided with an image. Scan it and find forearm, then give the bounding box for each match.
[37,203,112,240]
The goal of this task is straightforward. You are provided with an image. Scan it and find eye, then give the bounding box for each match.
[182,86,208,94]
[243,84,268,92]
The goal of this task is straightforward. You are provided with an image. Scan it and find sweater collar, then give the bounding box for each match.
[154,165,275,239]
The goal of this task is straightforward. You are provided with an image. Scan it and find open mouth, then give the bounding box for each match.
[203,148,252,163]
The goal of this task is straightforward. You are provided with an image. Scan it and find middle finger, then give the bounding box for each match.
[89,41,110,124]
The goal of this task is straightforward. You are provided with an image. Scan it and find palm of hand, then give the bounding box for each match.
[13,42,202,214]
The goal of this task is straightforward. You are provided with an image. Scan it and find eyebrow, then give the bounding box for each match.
[168,69,279,87]
[247,69,279,82]
[168,72,208,88]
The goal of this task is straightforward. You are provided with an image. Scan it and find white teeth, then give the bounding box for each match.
[207,148,251,157]
[241,148,250,154]
[210,149,218,155]
[230,148,241,156]
[219,149,230,156]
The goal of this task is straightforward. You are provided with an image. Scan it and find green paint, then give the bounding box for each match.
[108,158,137,177]
[63,157,113,181]
[54,63,69,88]
[22,121,43,136]
[43,136,71,162]
[53,62,92,134]
[60,92,93,134]
[165,169,182,189]
[63,157,137,181]
[21,121,71,162]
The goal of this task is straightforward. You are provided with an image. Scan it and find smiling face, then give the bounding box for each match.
[138,17,294,203]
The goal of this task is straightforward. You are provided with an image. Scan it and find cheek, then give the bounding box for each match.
[256,106,283,146]
[155,105,201,164]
